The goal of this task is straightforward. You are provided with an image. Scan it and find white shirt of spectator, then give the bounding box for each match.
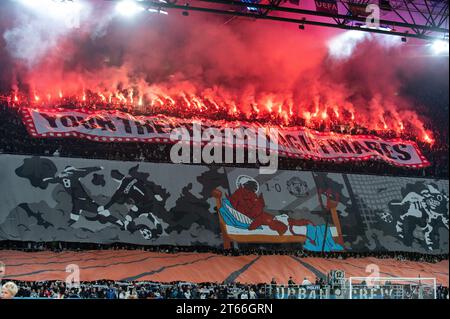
[302,279,312,286]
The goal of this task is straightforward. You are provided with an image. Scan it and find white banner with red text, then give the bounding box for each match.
[20,108,430,168]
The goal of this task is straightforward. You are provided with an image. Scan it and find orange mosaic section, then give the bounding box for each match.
[0,250,447,286]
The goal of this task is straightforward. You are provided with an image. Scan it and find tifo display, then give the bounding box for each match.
[0,154,447,253]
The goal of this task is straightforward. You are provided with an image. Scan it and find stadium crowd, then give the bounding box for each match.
[3,277,447,299]
[0,240,448,263]
[9,280,267,299]
[0,102,448,300]
[0,104,448,178]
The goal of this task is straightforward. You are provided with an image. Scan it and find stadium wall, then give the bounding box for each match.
[0,154,448,253]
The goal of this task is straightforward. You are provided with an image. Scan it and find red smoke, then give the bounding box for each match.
[0,2,436,143]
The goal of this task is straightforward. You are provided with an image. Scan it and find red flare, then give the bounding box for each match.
[424,134,434,144]
[98,93,106,102]
[266,100,273,113]
[3,87,433,145]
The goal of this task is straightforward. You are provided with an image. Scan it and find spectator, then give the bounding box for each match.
[1,281,18,299]
[302,277,312,286]
[288,276,296,288]
[128,289,138,299]
[271,277,277,287]
[240,290,249,299]
[249,288,257,299]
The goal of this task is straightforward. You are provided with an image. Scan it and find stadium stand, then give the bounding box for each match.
[0,0,449,303]
[0,102,448,300]
[0,104,448,178]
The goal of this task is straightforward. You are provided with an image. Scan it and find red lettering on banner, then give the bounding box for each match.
[20,108,430,168]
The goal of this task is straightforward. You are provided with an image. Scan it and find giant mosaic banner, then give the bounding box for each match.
[0,155,447,253]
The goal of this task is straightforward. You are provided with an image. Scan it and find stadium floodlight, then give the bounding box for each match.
[431,40,449,55]
[115,0,145,17]
[359,24,392,32]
